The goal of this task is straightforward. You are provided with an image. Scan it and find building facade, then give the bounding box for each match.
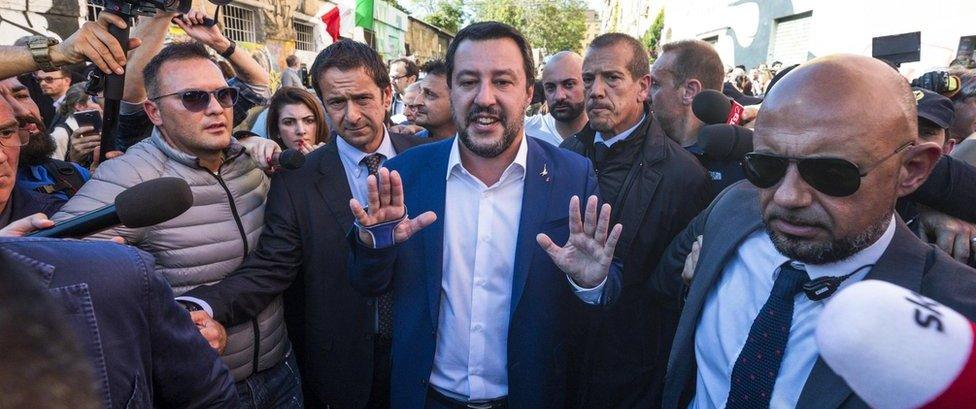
[405,16,452,63]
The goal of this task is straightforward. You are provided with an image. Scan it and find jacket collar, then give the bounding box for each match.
[0,241,55,287]
[150,127,245,170]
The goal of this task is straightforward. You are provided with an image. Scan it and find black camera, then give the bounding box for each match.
[88,0,191,17]
[912,71,961,96]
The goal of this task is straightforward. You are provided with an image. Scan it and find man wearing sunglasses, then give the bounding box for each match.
[612,54,976,409]
[52,41,299,409]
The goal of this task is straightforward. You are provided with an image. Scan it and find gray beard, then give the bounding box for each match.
[765,210,892,265]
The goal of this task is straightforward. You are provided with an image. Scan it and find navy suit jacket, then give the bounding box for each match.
[348,137,616,408]
[0,238,239,408]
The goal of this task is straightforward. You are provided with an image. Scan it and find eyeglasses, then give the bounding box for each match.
[37,76,67,84]
[390,74,410,82]
[742,141,914,197]
[150,87,239,112]
[0,124,30,148]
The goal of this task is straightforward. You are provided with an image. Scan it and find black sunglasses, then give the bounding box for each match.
[151,87,239,112]
[742,141,914,197]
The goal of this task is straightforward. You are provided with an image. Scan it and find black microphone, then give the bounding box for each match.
[28,177,193,238]
[697,123,754,161]
[272,149,306,170]
[693,89,745,125]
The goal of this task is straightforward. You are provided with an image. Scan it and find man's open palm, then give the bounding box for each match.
[349,168,436,247]
[537,195,622,288]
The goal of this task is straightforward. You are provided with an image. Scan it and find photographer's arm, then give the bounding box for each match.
[173,11,270,88]
[0,13,140,80]
[123,11,178,103]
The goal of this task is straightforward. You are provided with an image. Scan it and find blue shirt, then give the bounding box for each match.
[336,129,398,205]
[684,144,747,198]
[18,162,91,202]
[691,216,896,409]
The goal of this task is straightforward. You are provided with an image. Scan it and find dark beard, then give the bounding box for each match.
[764,209,892,264]
[549,101,585,123]
[456,105,520,158]
[20,131,57,166]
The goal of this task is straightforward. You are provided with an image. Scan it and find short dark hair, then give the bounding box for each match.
[659,39,725,90]
[421,59,447,78]
[286,55,299,67]
[310,39,390,101]
[391,58,419,78]
[143,41,215,98]
[588,33,650,81]
[918,117,944,140]
[445,21,535,89]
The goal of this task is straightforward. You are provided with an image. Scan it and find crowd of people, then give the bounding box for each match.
[1,6,976,409]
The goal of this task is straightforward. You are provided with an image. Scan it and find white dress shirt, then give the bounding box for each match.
[336,129,398,205]
[429,135,602,401]
[690,216,897,409]
[524,113,564,147]
[594,114,645,147]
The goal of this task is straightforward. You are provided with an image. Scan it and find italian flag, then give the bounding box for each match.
[319,0,361,42]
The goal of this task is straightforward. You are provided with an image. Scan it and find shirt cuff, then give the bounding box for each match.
[567,275,607,305]
[174,296,214,318]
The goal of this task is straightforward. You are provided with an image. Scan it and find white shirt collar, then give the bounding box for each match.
[766,215,897,281]
[445,133,529,182]
[336,127,397,173]
[594,114,646,148]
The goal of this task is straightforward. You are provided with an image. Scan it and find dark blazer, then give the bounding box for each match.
[184,132,427,409]
[561,114,712,407]
[9,183,65,221]
[0,238,239,409]
[649,182,976,409]
[347,137,613,408]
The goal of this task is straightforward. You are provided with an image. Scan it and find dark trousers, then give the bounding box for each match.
[236,348,304,409]
[366,337,393,409]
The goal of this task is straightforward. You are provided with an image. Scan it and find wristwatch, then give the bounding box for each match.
[218,40,236,59]
[26,36,60,72]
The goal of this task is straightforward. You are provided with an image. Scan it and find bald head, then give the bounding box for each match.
[542,51,586,123]
[751,54,941,265]
[759,54,917,153]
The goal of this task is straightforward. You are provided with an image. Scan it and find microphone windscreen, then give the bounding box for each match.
[816,280,975,409]
[278,149,306,170]
[692,89,733,125]
[114,177,193,228]
[697,124,753,161]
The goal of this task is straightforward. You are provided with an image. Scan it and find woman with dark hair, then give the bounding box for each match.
[266,86,330,153]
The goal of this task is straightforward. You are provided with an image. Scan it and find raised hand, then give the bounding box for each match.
[172,10,229,52]
[349,168,437,247]
[537,195,623,288]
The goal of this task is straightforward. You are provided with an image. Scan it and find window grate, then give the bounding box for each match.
[222,4,257,44]
[86,4,104,22]
[293,21,314,52]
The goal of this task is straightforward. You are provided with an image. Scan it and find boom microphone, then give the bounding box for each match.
[816,280,976,409]
[272,149,306,170]
[28,177,193,238]
[693,89,745,125]
[697,124,753,161]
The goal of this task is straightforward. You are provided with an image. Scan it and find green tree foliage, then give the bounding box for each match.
[421,0,465,33]
[641,10,666,59]
[471,0,589,53]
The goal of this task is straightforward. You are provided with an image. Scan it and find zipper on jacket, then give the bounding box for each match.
[207,163,260,375]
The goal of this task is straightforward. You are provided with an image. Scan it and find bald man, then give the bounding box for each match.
[524,51,587,146]
[596,54,976,408]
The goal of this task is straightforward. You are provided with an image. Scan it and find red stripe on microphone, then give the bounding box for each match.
[922,321,976,408]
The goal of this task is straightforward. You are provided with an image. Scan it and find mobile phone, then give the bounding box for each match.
[73,110,102,134]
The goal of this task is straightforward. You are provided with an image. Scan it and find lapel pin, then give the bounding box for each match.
[540,163,550,182]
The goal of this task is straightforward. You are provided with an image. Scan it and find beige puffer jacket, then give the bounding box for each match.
[53,129,286,382]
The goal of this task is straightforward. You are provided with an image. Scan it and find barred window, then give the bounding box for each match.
[293,21,314,52]
[86,3,104,22]
[222,4,258,44]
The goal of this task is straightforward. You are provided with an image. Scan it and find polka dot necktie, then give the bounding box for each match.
[725,261,810,409]
[360,153,394,339]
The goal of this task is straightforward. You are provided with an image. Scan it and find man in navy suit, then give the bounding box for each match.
[347,22,623,408]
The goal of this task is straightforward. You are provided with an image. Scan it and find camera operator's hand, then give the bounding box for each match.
[237,135,281,172]
[52,12,142,75]
[0,213,53,237]
[173,10,232,54]
[67,125,100,164]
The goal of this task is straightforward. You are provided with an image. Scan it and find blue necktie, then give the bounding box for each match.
[725,261,810,409]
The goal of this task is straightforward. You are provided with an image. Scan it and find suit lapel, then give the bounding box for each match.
[315,143,356,231]
[510,138,552,317]
[417,141,452,325]
[796,219,926,409]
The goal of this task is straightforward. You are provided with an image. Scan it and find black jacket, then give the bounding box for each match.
[642,182,976,409]
[0,238,239,408]
[185,133,427,408]
[561,114,712,408]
